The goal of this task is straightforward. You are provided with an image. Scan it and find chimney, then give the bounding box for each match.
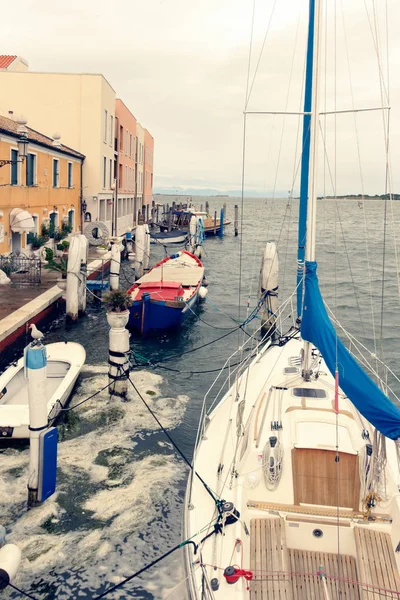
[8,111,14,119]
[52,133,61,147]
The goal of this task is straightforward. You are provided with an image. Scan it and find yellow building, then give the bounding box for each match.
[0,114,84,255]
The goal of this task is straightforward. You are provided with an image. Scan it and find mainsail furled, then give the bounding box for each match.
[301,261,400,440]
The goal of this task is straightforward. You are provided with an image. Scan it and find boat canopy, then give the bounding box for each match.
[301,261,400,440]
[10,208,34,233]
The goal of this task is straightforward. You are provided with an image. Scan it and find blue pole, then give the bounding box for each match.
[296,0,315,320]
[219,207,224,239]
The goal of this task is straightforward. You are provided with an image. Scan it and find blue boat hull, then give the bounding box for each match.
[128,291,198,334]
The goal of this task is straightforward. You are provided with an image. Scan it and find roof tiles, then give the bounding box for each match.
[0,55,17,69]
[0,114,84,159]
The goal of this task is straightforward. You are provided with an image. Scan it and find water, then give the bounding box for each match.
[1,196,400,599]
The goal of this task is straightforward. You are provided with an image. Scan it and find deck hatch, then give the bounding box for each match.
[292,387,326,398]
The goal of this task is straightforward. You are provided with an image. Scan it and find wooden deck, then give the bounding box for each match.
[354,527,400,599]
[250,518,292,599]
[288,548,360,599]
[249,518,400,599]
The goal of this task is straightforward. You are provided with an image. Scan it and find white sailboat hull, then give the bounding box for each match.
[185,335,400,598]
[0,342,86,439]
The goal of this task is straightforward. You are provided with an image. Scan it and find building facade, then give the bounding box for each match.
[0,115,84,255]
[0,56,154,237]
[114,99,136,236]
[135,123,144,215]
[0,61,115,236]
[143,129,154,208]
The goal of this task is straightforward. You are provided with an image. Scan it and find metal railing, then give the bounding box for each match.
[0,252,41,285]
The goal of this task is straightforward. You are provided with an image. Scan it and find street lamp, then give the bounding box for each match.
[0,117,29,168]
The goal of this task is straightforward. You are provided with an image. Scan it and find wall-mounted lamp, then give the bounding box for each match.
[0,117,29,168]
[43,208,48,214]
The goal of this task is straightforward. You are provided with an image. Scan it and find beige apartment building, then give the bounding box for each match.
[0,56,116,235]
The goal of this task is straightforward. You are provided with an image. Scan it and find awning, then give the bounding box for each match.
[10,208,34,233]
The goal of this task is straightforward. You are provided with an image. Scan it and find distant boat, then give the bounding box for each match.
[159,209,231,236]
[0,342,86,439]
[150,229,188,245]
[127,250,205,334]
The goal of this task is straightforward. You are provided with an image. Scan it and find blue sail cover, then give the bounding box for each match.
[301,261,400,440]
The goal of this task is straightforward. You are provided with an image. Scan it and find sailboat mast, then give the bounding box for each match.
[296,0,316,321]
[303,0,323,379]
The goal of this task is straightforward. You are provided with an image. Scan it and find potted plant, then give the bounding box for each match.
[103,289,131,328]
[44,256,68,290]
[56,240,70,256]
[96,243,109,256]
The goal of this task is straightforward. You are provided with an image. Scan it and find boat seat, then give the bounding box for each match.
[250,517,292,599]
[354,526,400,599]
[288,548,360,599]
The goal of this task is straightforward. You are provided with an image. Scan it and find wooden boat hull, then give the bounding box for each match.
[0,341,86,439]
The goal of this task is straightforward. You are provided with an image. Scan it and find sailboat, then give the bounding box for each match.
[184,1,400,598]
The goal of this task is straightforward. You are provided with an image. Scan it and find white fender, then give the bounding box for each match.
[134,224,146,279]
[259,242,279,333]
[0,544,22,589]
[143,224,150,271]
[195,245,202,258]
[198,286,208,299]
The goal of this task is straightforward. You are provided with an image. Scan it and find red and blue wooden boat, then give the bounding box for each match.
[127,250,205,334]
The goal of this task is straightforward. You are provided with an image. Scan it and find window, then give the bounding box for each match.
[99,199,106,221]
[106,199,112,221]
[11,149,19,185]
[119,125,123,151]
[129,134,132,158]
[103,157,107,188]
[109,158,112,188]
[53,159,60,187]
[110,115,113,145]
[67,162,73,188]
[104,109,108,143]
[125,130,128,155]
[26,153,36,186]
[125,165,128,189]
[27,215,39,244]
[118,163,123,189]
[68,209,75,229]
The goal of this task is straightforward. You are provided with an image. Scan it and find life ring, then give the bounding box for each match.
[84,221,110,246]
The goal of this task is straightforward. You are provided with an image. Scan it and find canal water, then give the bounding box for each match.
[1,196,400,599]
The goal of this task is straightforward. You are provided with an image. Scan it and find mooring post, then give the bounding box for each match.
[66,235,80,321]
[234,204,239,236]
[168,208,173,232]
[107,312,129,399]
[206,200,209,214]
[110,243,121,291]
[134,214,146,279]
[219,206,224,239]
[143,223,150,271]
[26,342,48,507]
[214,211,217,235]
[78,235,88,314]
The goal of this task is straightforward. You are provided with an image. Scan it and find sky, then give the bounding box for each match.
[1,0,400,195]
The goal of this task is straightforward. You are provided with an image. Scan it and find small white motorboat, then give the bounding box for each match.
[0,341,86,439]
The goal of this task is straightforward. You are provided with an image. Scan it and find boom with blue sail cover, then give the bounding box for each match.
[301,261,400,440]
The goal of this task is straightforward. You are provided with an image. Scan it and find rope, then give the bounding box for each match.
[127,374,221,507]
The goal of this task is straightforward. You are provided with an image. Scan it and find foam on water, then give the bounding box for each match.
[1,367,190,599]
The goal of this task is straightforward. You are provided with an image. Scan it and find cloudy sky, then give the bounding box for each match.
[2,0,400,195]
